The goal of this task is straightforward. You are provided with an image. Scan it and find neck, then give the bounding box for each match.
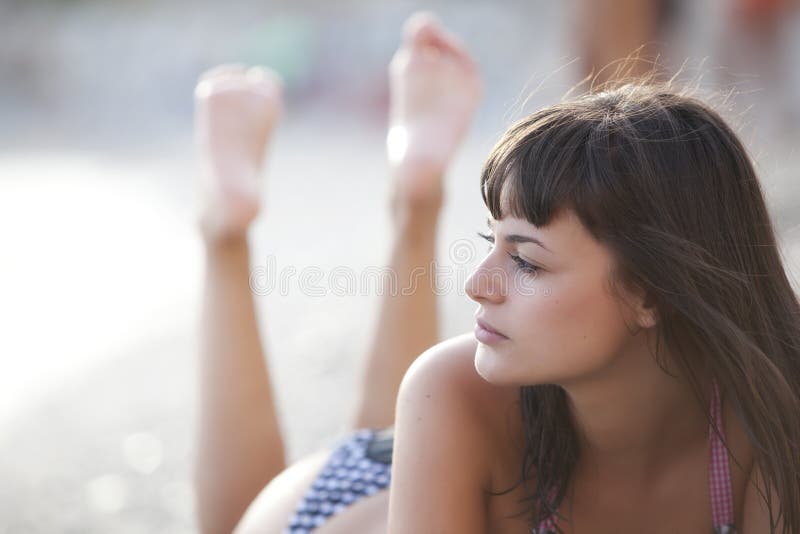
[562,333,710,484]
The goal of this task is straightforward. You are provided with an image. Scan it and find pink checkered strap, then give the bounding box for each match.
[531,486,558,534]
[534,513,557,534]
[532,381,736,534]
[709,381,736,531]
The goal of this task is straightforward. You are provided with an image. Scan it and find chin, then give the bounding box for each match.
[473,344,525,386]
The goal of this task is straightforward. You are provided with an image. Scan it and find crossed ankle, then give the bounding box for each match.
[390,193,443,236]
[389,166,445,216]
[198,214,251,249]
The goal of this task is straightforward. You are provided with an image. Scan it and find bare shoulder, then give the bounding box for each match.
[388,333,518,534]
[404,332,477,374]
[399,332,522,450]
[401,332,517,415]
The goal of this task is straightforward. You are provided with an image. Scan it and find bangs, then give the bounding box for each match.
[480,108,594,229]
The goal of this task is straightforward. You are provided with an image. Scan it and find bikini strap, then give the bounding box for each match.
[533,515,557,534]
[709,381,737,532]
[532,487,558,534]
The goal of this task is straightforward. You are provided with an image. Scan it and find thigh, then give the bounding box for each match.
[315,490,389,534]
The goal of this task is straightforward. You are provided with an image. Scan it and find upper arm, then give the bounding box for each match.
[742,461,784,534]
[387,334,492,534]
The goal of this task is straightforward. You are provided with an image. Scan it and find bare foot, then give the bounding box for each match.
[387,12,482,210]
[194,64,283,241]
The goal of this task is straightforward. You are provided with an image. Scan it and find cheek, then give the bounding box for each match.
[548,293,625,352]
[493,277,632,384]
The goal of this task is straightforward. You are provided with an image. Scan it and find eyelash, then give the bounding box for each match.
[476,231,540,274]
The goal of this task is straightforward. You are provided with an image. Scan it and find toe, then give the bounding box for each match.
[434,26,471,62]
[199,63,247,82]
[402,11,442,44]
[401,12,474,66]
[246,66,284,92]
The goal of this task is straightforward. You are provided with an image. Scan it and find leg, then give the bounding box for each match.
[723,0,799,137]
[351,13,482,430]
[575,0,664,85]
[194,65,287,534]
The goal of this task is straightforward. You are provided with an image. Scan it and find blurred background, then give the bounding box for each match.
[1,0,799,532]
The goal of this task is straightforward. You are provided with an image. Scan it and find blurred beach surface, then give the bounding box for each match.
[1,0,799,532]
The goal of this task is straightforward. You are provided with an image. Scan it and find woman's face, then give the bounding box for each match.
[465,208,646,387]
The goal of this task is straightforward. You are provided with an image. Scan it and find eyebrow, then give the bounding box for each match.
[486,217,553,253]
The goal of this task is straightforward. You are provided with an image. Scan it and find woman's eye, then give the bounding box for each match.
[477,231,495,252]
[478,231,540,274]
[508,253,540,274]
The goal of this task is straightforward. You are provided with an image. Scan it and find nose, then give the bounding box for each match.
[465,255,506,304]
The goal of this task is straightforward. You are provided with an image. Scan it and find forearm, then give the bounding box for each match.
[195,236,286,534]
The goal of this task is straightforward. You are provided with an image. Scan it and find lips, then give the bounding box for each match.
[474,317,509,346]
[476,317,507,338]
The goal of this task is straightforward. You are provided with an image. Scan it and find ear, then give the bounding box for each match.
[613,276,659,333]
[619,280,658,331]
[632,291,658,329]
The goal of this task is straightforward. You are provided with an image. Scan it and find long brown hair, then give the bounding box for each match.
[480,82,800,532]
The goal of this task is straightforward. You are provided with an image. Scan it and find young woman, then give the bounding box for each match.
[193,12,799,534]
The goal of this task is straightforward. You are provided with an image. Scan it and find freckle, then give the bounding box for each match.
[425,394,431,399]
[417,417,422,422]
